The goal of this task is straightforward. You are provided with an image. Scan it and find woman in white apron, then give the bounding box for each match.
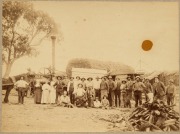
[41,81,51,104]
[49,77,56,104]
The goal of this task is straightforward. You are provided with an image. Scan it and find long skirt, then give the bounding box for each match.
[41,90,49,104]
[34,87,42,104]
[49,88,56,104]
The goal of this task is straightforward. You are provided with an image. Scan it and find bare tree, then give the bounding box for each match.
[2,1,60,78]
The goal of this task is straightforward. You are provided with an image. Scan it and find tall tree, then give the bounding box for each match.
[2,1,60,78]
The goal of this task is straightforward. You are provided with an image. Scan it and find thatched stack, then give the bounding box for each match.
[66,58,134,76]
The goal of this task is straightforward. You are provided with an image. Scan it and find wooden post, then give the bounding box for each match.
[51,36,56,75]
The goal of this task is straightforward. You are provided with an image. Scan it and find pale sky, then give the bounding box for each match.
[3,1,179,76]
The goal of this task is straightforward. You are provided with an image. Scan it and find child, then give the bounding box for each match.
[101,95,109,109]
[93,97,101,108]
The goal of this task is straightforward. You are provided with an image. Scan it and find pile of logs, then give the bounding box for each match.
[128,101,180,131]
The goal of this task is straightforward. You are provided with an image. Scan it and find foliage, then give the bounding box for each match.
[2,1,60,78]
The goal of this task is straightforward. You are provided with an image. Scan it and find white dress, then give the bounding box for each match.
[41,83,51,104]
[49,81,56,104]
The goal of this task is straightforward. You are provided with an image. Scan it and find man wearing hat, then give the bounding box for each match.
[55,76,64,104]
[62,76,69,92]
[81,78,87,90]
[114,77,121,107]
[86,77,94,89]
[14,76,29,104]
[86,77,95,107]
[133,76,146,107]
[153,77,166,102]
[126,76,133,108]
[166,79,176,106]
[94,76,101,100]
[100,77,109,101]
[120,79,127,108]
[74,76,81,94]
[67,77,75,104]
[107,76,116,108]
[144,78,153,103]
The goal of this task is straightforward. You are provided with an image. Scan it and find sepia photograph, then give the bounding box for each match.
[1,0,180,132]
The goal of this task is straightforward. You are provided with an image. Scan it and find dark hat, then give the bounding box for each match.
[103,95,107,98]
[76,76,80,79]
[81,78,86,81]
[127,76,131,79]
[70,76,74,79]
[169,79,174,83]
[135,76,140,79]
[101,77,105,79]
[108,76,112,79]
[87,77,93,80]
[122,79,127,83]
[57,76,62,79]
[78,83,83,86]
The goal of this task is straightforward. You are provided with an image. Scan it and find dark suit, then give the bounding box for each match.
[114,81,121,107]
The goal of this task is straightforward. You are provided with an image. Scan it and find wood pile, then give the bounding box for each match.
[128,101,180,131]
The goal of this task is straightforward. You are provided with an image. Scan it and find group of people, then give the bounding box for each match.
[14,74,177,109]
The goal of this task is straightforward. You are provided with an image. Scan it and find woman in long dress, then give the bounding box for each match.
[41,81,51,104]
[34,80,42,104]
[49,77,56,104]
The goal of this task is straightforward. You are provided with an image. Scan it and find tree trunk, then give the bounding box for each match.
[3,62,13,78]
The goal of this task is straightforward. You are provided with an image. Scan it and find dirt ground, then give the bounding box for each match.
[1,90,179,132]
[1,90,132,132]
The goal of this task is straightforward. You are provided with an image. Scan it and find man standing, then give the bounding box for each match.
[100,77,109,101]
[133,76,146,107]
[86,77,94,107]
[14,76,29,104]
[81,78,87,90]
[55,76,64,104]
[94,76,101,100]
[153,77,166,102]
[67,77,75,104]
[29,78,36,97]
[107,76,116,108]
[114,77,121,107]
[144,78,153,103]
[166,79,176,106]
[74,76,81,93]
[62,76,69,92]
[126,76,133,108]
